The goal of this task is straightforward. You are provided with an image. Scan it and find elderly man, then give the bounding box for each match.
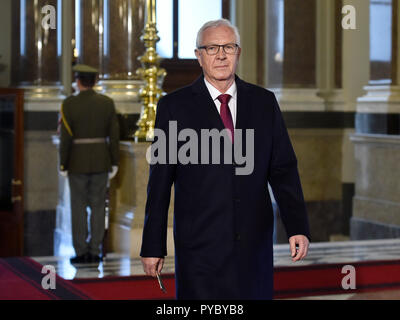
[140,19,310,299]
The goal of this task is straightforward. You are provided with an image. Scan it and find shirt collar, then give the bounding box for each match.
[204,77,237,101]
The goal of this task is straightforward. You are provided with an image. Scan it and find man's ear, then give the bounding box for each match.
[237,47,242,59]
[195,49,202,67]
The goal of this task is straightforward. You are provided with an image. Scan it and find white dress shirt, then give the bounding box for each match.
[204,78,237,127]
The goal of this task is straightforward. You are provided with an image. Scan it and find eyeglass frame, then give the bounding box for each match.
[197,43,240,55]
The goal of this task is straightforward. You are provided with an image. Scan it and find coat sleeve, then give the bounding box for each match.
[59,102,73,171]
[268,93,311,241]
[108,100,120,166]
[140,97,176,257]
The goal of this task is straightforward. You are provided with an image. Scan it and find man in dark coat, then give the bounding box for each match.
[140,19,310,299]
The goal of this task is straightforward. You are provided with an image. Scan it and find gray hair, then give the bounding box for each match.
[196,18,241,48]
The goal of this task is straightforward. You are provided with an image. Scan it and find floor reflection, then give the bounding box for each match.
[32,238,400,280]
[32,253,175,280]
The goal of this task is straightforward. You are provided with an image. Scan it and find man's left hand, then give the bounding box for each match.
[289,235,309,262]
[108,166,118,180]
[59,170,68,177]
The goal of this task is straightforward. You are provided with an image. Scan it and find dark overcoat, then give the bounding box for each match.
[140,75,310,300]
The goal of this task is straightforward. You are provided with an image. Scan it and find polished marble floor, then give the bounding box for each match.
[32,238,400,281]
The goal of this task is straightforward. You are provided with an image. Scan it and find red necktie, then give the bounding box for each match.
[217,94,234,142]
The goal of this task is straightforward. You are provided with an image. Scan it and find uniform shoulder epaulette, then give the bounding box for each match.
[60,102,73,136]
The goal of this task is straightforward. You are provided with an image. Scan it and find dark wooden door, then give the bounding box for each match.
[0,88,24,257]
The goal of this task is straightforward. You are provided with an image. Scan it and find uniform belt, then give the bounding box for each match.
[73,138,107,144]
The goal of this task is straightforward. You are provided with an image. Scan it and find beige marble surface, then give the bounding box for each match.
[289,129,344,202]
[109,141,174,256]
[24,131,59,212]
[351,134,400,226]
[352,134,400,203]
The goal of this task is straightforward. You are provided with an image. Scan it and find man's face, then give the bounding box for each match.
[195,26,241,84]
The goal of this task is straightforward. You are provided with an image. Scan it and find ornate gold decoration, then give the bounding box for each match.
[134,0,166,142]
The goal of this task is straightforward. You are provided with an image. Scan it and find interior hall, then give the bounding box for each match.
[0,0,399,300]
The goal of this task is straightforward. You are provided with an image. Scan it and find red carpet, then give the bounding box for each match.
[274,259,400,298]
[0,257,90,300]
[72,274,176,300]
[72,259,400,299]
[1,257,400,299]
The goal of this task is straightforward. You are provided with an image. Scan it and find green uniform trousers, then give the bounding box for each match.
[68,172,108,256]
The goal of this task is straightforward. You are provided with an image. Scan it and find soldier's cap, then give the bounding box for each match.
[72,64,98,75]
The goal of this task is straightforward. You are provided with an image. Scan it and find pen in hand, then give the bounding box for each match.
[156,272,167,293]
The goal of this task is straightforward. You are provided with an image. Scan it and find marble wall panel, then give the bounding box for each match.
[283,0,316,88]
[352,135,400,203]
[24,130,59,212]
[23,130,59,256]
[288,129,343,202]
[351,134,400,235]
[266,0,284,87]
[102,0,145,79]
[109,141,174,255]
[11,0,60,85]
[24,209,55,256]
[353,196,400,225]
[351,216,400,240]
[75,0,102,70]
[334,0,343,88]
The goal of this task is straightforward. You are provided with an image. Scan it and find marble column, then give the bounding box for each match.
[233,0,257,84]
[74,0,145,138]
[75,0,146,78]
[351,0,400,239]
[74,0,103,72]
[8,1,65,256]
[265,0,284,88]
[102,0,145,80]
[61,0,73,96]
[0,0,12,87]
[316,0,347,110]
[12,0,60,86]
[99,0,145,130]
[261,0,355,242]
[264,0,347,107]
[11,0,64,99]
[265,0,325,111]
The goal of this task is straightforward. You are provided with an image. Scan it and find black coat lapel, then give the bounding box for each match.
[234,75,252,131]
[191,75,226,131]
[190,74,252,131]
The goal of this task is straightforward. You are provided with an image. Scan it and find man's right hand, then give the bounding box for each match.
[141,257,165,277]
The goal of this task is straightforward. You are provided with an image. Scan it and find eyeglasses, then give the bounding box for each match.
[197,43,239,55]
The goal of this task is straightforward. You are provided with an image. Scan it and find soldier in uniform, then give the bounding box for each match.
[59,64,120,264]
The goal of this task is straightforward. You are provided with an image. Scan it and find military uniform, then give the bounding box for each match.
[59,64,119,262]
